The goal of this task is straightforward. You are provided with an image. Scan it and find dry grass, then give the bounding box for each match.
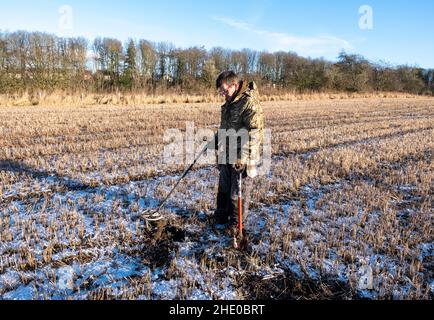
[0,97,433,300]
[0,91,426,107]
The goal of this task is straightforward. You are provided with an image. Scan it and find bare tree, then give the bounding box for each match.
[0,30,430,96]
[258,52,275,83]
[333,52,373,92]
[138,39,157,89]
[209,47,231,72]
[396,66,425,94]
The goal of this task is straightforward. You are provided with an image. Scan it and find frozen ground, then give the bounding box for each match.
[1,99,433,300]
[1,152,432,300]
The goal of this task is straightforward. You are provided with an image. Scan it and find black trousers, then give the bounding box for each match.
[215,164,254,226]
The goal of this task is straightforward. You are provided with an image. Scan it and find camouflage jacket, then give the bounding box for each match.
[211,81,265,177]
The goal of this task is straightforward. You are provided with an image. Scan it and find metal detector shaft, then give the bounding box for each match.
[144,142,211,220]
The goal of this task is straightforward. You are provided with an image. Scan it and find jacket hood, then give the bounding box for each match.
[232,80,259,103]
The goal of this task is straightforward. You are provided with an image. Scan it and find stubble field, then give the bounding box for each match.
[0,97,432,300]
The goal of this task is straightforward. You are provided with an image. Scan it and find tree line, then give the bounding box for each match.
[1,30,433,95]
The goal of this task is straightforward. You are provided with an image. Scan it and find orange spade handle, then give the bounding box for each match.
[238,172,243,237]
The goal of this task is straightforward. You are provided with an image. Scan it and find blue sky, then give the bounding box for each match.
[0,0,433,68]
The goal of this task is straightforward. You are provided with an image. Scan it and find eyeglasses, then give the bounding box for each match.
[217,84,235,96]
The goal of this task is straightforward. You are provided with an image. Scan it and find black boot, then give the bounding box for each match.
[213,192,230,225]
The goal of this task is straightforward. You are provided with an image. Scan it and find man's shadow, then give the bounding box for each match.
[0,159,94,192]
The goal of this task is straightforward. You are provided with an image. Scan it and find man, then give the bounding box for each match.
[208,71,265,243]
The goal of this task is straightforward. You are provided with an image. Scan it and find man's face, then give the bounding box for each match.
[218,82,239,102]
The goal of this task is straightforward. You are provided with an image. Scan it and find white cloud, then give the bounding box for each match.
[214,17,352,57]
[215,17,251,31]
